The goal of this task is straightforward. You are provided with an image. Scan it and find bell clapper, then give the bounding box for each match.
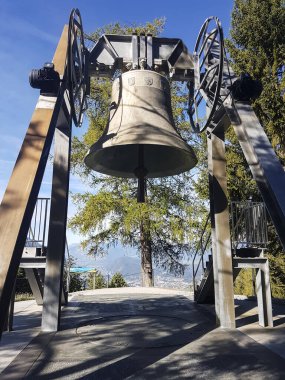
[134,145,148,203]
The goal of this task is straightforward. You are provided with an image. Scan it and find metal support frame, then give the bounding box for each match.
[1,11,282,336]
[24,268,44,305]
[208,127,235,329]
[89,34,194,80]
[225,101,285,252]
[233,257,273,327]
[3,281,16,332]
[207,132,220,324]
[42,100,71,331]
[0,25,69,338]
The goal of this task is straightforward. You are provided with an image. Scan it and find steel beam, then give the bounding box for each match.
[0,26,69,337]
[255,263,273,327]
[24,269,44,305]
[233,257,273,327]
[225,101,285,251]
[3,281,16,332]
[41,100,71,332]
[207,131,220,325]
[208,128,235,329]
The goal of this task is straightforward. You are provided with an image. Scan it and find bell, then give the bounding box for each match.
[84,70,197,180]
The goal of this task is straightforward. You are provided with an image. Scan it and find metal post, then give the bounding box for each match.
[207,130,220,325]
[7,281,16,331]
[41,101,71,332]
[209,127,235,329]
[255,263,273,327]
[4,280,16,332]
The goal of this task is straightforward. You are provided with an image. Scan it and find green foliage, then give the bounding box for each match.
[69,273,85,292]
[226,0,285,160]
[267,252,285,298]
[87,270,107,289]
[85,18,166,43]
[224,0,285,199]
[16,268,32,295]
[225,128,259,201]
[234,269,254,296]
[70,19,207,276]
[65,255,86,292]
[109,272,128,288]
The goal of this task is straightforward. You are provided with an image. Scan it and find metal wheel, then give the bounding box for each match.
[68,8,88,127]
[188,17,224,133]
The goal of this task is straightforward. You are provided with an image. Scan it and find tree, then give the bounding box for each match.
[15,268,32,295]
[87,270,107,289]
[64,255,85,292]
[109,272,128,288]
[225,0,285,297]
[227,0,285,161]
[70,19,206,286]
[68,273,85,293]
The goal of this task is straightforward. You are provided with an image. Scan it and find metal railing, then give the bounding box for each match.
[25,197,50,250]
[191,200,268,299]
[192,213,211,294]
[231,200,268,249]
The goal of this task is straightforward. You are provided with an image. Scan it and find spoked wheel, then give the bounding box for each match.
[188,17,224,133]
[68,8,88,127]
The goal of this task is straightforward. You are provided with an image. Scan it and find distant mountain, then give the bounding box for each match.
[68,243,196,290]
[68,243,139,275]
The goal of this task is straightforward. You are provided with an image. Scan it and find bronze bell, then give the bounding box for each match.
[85,70,197,180]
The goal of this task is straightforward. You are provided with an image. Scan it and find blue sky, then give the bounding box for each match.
[0,0,234,244]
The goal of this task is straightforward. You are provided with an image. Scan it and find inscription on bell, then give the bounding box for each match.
[128,77,135,86]
[145,77,153,86]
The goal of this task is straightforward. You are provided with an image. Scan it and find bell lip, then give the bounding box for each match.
[84,143,197,178]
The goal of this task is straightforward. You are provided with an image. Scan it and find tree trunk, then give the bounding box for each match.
[140,222,153,287]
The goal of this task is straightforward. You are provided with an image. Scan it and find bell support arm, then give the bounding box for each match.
[88,34,194,81]
[206,51,285,252]
[0,25,71,337]
[224,100,285,252]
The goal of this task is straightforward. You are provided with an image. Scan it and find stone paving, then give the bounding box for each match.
[1,288,285,379]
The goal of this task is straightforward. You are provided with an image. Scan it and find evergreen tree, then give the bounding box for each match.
[70,19,206,286]
[69,273,85,292]
[109,272,128,288]
[227,0,285,160]
[15,268,32,295]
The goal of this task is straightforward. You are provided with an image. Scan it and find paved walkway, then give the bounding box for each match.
[1,288,285,379]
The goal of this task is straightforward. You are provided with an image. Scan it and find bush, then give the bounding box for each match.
[109,272,128,288]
